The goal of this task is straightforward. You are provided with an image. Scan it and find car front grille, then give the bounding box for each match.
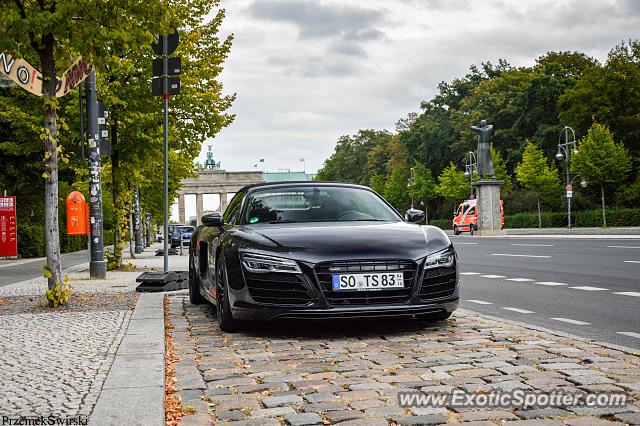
[420,266,456,300]
[314,260,416,306]
[244,271,317,305]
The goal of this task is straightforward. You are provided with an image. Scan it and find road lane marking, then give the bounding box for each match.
[550,317,590,325]
[617,332,640,339]
[505,278,534,282]
[479,275,506,279]
[466,300,493,305]
[491,254,551,258]
[502,307,535,314]
[460,272,481,275]
[509,243,554,247]
[569,286,609,291]
[535,281,568,286]
[613,292,640,297]
[608,246,640,249]
[624,260,640,264]
[455,242,478,245]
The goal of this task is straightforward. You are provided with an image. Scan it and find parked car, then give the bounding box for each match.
[171,225,195,248]
[188,182,459,332]
[452,198,504,235]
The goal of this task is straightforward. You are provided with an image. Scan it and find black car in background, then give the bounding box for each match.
[171,225,195,248]
[188,182,459,332]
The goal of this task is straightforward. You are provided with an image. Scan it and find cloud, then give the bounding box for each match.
[199,0,640,180]
[247,0,385,39]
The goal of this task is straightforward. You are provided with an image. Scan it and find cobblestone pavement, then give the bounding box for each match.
[167,294,640,425]
[0,265,147,418]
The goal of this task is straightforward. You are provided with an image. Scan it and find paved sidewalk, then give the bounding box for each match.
[90,292,165,425]
[167,295,640,425]
[446,227,640,238]
[0,243,186,422]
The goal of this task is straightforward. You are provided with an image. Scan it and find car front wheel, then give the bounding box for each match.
[216,256,242,333]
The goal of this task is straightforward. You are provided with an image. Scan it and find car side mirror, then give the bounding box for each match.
[405,208,425,224]
[202,212,224,227]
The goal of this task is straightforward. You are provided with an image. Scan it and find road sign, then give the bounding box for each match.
[0,196,17,257]
[153,57,182,77]
[566,190,573,198]
[566,183,573,191]
[152,77,180,96]
[151,30,179,56]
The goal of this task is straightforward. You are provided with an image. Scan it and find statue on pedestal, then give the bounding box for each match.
[470,119,495,179]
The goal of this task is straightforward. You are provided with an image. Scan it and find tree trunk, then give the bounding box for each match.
[536,193,541,229]
[39,34,62,290]
[601,184,607,228]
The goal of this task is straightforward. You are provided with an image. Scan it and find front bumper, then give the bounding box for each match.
[231,299,458,321]
[226,256,460,322]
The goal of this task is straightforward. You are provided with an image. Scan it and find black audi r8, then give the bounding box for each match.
[188,182,459,332]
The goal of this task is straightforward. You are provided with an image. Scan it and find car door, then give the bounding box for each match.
[201,191,245,297]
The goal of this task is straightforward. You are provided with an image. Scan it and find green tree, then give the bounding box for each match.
[316,130,392,184]
[491,146,512,194]
[435,163,469,211]
[384,167,410,211]
[409,163,436,222]
[515,142,560,228]
[1,0,166,288]
[571,123,632,227]
[369,174,385,195]
[99,0,234,266]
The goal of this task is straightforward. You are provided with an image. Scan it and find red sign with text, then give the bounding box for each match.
[0,196,17,257]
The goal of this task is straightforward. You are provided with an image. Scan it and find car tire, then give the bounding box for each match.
[216,256,242,333]
[453,226,460,235]
[417,311,453,322]
[189,259,206,305]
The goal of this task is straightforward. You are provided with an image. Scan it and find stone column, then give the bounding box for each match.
[178,193,186,224]
[474,180,505,236]
[220,192,228,213]
[196,193,204,226]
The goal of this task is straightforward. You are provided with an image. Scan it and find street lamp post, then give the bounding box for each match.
[463,151,477,199]
[407,167,415,209]
[556,126,578,229]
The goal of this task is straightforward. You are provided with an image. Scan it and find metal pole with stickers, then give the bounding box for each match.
[85,70,106,278]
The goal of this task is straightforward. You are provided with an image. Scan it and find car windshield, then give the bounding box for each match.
[242,186,401,224]
[175,226,194,234]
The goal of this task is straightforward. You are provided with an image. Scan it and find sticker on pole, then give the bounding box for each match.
[566,183,573,198]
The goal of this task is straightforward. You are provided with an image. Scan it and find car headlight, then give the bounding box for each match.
[241,253,302,274]
[424,248,455,269]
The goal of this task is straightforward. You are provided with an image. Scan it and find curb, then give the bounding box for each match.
[458,308,640,355]
[90,292,165,425]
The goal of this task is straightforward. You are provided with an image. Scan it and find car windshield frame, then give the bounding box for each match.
[239,185,403,225]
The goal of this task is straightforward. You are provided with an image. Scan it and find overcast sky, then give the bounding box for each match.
[175,0,640,219]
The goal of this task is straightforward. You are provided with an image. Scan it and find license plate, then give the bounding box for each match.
[331,272,404,291]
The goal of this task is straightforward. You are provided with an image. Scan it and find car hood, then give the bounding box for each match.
[233,221,451,264]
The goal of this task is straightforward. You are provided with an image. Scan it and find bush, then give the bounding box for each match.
[17,224,115,258]
[429,208,640,230]
[17,224,46,258]
[430,219,452,230]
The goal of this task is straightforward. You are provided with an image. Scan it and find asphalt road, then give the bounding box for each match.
[0,250,89,287]
[451,235,640,351]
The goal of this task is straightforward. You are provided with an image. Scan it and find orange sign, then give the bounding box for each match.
[66,191,88,236]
